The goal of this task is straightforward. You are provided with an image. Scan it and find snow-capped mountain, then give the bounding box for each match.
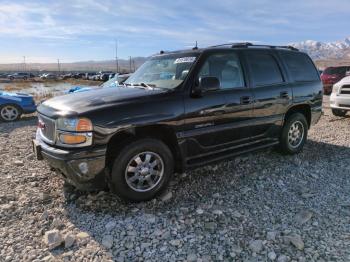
[291,37,350,60]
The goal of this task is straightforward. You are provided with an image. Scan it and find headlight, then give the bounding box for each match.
[56,117,93,147]
[57,117,93,132]
[332,84,340,94]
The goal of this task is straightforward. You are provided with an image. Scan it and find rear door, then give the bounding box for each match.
[242,50,290,140]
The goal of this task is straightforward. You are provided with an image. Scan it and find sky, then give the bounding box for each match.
[0,0,349,63]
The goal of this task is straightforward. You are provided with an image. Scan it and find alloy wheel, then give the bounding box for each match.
[288,120,304,148]
[1,106,19,121]
[124,151,164,192]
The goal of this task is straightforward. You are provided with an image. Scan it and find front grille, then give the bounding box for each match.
[339,104,350,108]
[340,85,350,95]
[38,114,56,144]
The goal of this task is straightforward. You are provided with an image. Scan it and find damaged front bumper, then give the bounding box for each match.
[33,132,108,191]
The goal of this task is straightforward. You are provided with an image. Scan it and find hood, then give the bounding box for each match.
[335,76,350,86]
[38,86,165,118]
[0,91,33,98]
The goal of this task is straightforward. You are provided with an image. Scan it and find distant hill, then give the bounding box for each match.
[0,57,148,72]
[291,37,350,60]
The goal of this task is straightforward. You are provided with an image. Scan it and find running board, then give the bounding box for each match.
[186,140,279,169]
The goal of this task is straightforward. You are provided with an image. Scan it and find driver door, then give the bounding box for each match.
[183,51,254,158]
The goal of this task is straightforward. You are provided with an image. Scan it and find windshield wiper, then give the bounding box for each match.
[127,82,157,90]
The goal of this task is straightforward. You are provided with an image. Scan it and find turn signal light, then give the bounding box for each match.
[59,134,86,144]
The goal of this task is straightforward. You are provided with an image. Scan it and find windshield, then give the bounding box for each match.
[124,54,198,89]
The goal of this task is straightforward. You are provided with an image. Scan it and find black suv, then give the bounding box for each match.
[33,43,322,201]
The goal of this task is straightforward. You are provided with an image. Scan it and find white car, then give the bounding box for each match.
[330,76,350,116]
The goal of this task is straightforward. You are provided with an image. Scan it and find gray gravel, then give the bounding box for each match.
[1,100,350,261]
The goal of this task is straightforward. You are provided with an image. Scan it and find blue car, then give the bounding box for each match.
[0,91,36,122]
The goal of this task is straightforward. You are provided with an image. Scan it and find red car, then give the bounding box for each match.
[321,66,350,95]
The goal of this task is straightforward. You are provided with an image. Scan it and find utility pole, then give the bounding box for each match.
[23,56,26,72]
[115,40,119,73]
[132,60,135,72]
[129,56,132,73]
[57,59,61,74]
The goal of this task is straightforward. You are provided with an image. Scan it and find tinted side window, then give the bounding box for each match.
[245,52,284,86]
[281,52,319,81]
[198,53,244,89]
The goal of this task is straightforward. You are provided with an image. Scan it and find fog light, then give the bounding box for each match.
[78,162,89,175]
[59,134,86,144]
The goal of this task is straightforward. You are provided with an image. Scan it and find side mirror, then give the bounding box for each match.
[192,76,220,97]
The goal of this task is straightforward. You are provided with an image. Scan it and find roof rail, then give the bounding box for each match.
[211,43,299,51]
[210,42,253,48]
[240,44,299,51]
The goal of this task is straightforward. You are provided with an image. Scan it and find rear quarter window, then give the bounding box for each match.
[280,52,319,82]
[245,52,284,87]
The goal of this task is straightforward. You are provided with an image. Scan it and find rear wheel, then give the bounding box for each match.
[332,109,347,117]
[109,138,174,202]
[0,104,22,122]
[279,113,308,154]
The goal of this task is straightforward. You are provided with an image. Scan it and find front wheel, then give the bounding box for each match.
[0,104,22,122]
[109,138,174,202]
[332,109,347,117]
[279,113,308,155]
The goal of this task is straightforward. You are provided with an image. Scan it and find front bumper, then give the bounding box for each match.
[34,131,108,191]
[330,93,350,110]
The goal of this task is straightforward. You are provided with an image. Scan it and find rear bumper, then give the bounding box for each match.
[330,93,350,110]
[34,131,108,190]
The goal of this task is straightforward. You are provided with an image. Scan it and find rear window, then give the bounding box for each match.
[281,52,320,81]
[323,67,347,75]
[245,52,284,86]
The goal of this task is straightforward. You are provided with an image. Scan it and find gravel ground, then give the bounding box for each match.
[1,97,350,262]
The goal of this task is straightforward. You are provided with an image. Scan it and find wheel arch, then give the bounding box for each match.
[284,104,311,128]
[105,125,184,173]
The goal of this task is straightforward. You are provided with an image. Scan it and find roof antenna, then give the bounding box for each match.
[192,41,198,50]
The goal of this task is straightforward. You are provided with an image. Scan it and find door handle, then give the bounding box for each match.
[240,96,252,104]
[280,91,289,99]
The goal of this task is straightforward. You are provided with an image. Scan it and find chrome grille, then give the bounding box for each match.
[38,114,56,144]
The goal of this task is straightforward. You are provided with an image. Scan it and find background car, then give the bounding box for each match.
[84,72,97,79]
[321,66,350,94]
[40,73,57,80]
[0,91,36,121]
[330,76,350,116]
[7,72,31,80]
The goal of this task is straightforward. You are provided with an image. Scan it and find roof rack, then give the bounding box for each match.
[211,42,299,51]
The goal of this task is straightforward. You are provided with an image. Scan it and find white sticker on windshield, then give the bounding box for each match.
[174,57,196,64]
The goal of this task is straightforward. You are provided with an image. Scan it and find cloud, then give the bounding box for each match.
[0,0,349,62]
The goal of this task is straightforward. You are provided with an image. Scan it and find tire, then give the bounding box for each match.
[23,77,27,80]
[279,113,308,155]
[332,109,347,117]
[0,104,22,122]
[109,138,174,202]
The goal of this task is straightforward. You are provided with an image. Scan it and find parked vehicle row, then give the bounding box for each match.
[0,71,121,82]
[33,43,323,202]
[321,66,350,94]
[66,73,131,93]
